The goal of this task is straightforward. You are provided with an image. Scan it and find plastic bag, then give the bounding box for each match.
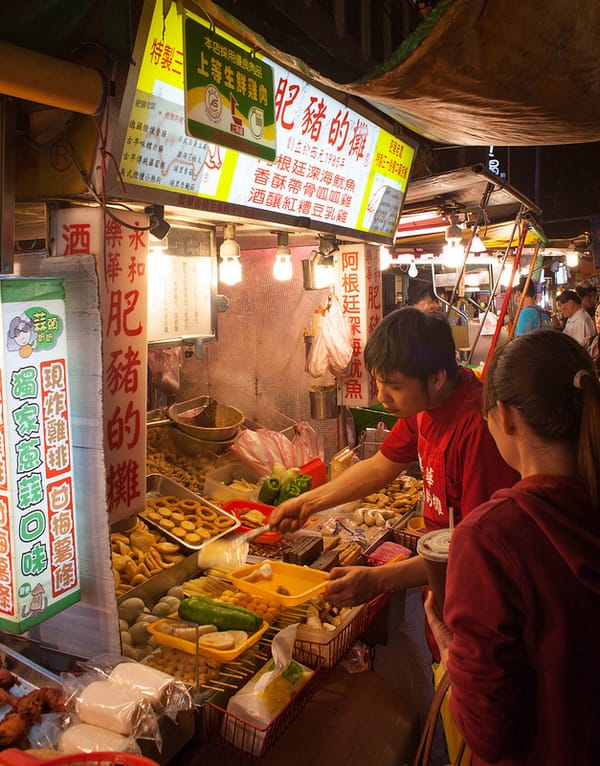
[291,421,325,464]
[59,722,142,755]
[306,294,353,378]
[76,654,193,722]
[320,294,353,376]
[231,428,296,476]
[148,346,183,394]
[231,422,324,476]
[305,324,330,377]
[339,641,370,673]
[60,660,163,747]
[223,624,314,755]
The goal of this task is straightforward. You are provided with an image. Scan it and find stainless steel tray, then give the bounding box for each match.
[143,473,240,551]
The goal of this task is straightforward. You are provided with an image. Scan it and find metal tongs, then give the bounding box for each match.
[197,525,272,571]
[237,524,271,543]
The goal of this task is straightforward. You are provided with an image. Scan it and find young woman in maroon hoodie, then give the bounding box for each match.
[425,329,600,765]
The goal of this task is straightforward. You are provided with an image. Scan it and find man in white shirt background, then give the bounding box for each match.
[555,289,597,346]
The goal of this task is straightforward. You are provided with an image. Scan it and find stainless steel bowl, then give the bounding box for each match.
[167,396,244,441]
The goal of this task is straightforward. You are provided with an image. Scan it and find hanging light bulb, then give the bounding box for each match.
[441,213,465,268]
[565,244,579,268]
[379,245,393,270]
[302,235,337,289]
[445,215,463,247]
[500,264,515,287]
[273,231,293,281]
[408,261,419,278]
[219,223,242,285]
[441,242,464,268]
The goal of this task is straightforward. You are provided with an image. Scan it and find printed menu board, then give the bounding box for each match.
[113,0,417,242]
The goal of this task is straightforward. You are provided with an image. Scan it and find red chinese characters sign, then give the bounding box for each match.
[0,277,80,634]
[117,1,416,242]
[336,244,382,407]
[55,208,148,522]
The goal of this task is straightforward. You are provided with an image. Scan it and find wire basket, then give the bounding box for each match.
[293,604,369,669]
[391,527,421,554]
[206,660,323,762]
[0,752,160,766]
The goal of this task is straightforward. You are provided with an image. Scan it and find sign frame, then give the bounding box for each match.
[104,0,419,245]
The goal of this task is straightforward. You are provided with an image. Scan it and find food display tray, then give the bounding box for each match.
[203,461,261,503]
[229,561,328,607]
[142,474,240,551]
[222,500,282,544]
[294,603,368,669]
[147,613,270,662]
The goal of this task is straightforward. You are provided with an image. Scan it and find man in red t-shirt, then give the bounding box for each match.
[271,307,518,606]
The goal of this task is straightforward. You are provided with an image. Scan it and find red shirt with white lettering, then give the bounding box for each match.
[380,367,518,529]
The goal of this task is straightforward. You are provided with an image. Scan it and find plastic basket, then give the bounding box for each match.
[391,526,422,554]
[206,660,323,762]
[293,604,368,669]
[0,752,160,766]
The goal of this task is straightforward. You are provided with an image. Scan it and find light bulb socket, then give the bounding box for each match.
[220,238,240,259]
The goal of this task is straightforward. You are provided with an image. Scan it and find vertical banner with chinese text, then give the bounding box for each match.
[53,207,148,522]
[0,277,80,633]
[335,244,382,407]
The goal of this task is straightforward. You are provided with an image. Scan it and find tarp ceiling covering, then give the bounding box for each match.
[198,0,600,146]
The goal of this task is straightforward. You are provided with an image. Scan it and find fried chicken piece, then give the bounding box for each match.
[0,687,18,707]
[13,695,42,726]
[28,687,66,713]
[0,669,19,690]
[0,710,29,748]
[13,687,65,726]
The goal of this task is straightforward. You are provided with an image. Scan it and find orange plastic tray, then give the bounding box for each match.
[229,561,328,607]
[147,613,269,661]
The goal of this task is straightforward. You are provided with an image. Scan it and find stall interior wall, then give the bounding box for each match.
[166,245,340,462]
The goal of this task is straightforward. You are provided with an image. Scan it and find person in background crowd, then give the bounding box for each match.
[271,308,518,613]
[575,281,597,321]
[554,289,596,347]
[425,329,600,765]
[412,287,444,314]
[512,275,552,336]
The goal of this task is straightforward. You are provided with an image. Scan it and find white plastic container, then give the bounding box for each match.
[203,461,260,503]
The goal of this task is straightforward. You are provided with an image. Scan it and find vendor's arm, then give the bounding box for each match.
[325,554,427,607]
[270,450,407,533]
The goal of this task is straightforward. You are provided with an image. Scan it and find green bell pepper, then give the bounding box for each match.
[258,476,281,505]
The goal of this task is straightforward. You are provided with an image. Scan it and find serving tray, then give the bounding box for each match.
[142,474,240,551]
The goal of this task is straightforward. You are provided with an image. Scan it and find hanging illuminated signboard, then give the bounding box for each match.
[113,0,417,243]
[183,15,276,161]
[0,277,80,634]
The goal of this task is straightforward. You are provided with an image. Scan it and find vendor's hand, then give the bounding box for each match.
[325,566,383,607]
[269,492,317,533]
[424,591,452,668]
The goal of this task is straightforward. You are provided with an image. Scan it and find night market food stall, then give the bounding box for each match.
[0,1,595,763]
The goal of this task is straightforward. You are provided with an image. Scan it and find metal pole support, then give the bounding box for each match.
[0,95,16,274]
